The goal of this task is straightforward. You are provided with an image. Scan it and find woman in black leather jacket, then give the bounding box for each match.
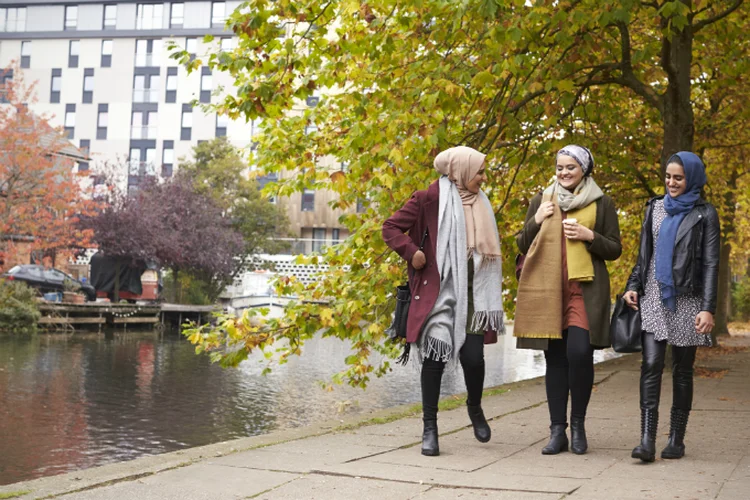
[623,151,720,463]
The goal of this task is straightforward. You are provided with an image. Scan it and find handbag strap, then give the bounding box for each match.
[408,227,429,281]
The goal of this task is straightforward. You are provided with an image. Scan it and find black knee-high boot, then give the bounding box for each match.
[632,332,665,463]
[662,345,696,459]
[420,359,444,456]
[461,335,490,443]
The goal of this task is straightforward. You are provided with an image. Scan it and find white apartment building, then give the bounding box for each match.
[0,0,352,252]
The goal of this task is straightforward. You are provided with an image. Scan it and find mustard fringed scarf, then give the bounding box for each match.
[565,202,597,282]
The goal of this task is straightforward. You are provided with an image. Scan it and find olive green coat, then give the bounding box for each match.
[515,193,622,350]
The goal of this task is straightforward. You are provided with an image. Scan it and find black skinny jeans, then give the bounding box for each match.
[544,326,594,425]
[421,334,485,421]
[640,331,697,411]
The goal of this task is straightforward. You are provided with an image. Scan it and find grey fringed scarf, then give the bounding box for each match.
[419,175,505,363]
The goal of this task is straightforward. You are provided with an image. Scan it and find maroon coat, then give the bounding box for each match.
[382,181,440,343]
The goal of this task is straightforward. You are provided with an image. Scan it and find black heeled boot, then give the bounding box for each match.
[570,416,588,455]
[631,408,658,462]
[661,407,689,459]
[421,419,439,456]
[542,423,569,455]
[467,404,491,443]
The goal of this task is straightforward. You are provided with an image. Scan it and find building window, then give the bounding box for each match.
[78,139,90,172]
[97,104,108,140]
[101,40,113,67]
[133,74,159,103]
[129,147,156,176]
[20,41,31,68]
[216,113,228,137]
[0,70,11,104]
[136,3,163,30]
[82,68,94,103]
[181,105,192,140]
[64,104,76,139]
[200,68,212,103]
[301,189,315,212]
[64,6,78,31]
[312,228,326,253]
[211,2,226,25]
[220,37,236,52]
[170,3,184,28]
[50,69,62,103]
[186,37,197,61]
[162,140,174,177]
[332,228,340,244]
[103,4,117,28]
[165,67,177,103]
[135,39,162,67]
[69,40,79,68]
[0,8,27,32]
[306,96,320,107]
[131,111,156,139]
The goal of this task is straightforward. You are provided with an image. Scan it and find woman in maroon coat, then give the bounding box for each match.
[382,146,505,456]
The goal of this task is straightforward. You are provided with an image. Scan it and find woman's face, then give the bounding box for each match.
[556,155,584,190]
[466,165,487,194]
[665,162,687,198]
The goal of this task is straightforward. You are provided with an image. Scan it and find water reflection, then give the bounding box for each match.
[0,330,618,485]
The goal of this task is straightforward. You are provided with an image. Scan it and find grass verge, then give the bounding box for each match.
[0,491,32,499]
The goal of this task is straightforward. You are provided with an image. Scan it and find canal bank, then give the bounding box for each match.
[2,330,748,500]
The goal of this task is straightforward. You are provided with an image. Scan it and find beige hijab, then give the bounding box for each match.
[433,146,501,258]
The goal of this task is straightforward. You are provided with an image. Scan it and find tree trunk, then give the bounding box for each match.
[659,13,695,175]
[714,239,732,340]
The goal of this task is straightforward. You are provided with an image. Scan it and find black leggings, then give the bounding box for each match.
[640,332,697,411]
[544,326,594,425]
[421,334,485,420]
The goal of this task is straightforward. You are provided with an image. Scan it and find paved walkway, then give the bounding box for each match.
[2,331,749,500]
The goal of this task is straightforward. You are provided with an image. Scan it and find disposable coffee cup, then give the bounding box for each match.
[562,218,577,225]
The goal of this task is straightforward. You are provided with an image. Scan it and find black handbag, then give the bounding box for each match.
[387,227,429,364]
[610,294,643,353]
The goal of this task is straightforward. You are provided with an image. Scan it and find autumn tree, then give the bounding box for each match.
[85,175,244,303]
[0,65,95,266]
[178,138,291,300]
[177,0,750,386]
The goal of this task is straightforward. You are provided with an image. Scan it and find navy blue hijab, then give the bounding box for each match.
[655,152,707,311]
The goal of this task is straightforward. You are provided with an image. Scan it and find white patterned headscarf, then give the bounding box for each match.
[557,145,595,176]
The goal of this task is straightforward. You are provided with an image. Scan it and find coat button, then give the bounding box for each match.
[415,295,420,300]
[423,280,428,285]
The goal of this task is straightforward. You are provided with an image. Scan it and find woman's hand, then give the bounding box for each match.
[695,311,715,335]
[623,290,639,311]
[534,201,555,225]
[411,250,426,270]
[563,221,595,242]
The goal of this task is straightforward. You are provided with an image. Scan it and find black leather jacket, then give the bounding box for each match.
[626,196,720,313]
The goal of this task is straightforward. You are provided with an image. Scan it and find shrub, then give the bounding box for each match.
[0,279,41,335]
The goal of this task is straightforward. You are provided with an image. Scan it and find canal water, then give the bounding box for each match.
[0,330,618,485]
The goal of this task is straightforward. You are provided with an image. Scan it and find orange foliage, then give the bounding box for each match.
[0,64,97,266]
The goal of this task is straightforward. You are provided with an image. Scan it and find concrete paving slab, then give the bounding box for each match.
[419,486,564,499]
[488,445,621,479]
[252,474,431,500]
[567,475,722,500]
[715,478,750,500]
[60,464,298,500]
[440,470,584,494]
[599,453,740,482]
[729,456,750,480]
[361,438,524,473]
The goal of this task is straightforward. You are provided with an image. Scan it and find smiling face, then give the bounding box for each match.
[665,162,687,198]
[556,155,584,191]
[466,164,487,194]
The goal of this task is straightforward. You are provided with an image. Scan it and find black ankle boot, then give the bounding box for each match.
[542,423,569,455]
[467,404,491,443]
[631,408,658,462]
[570,416,588,455]
[421,419,439,456]
[661,407,689,459]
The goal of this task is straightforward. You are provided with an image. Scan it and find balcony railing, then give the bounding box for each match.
[130,126,157,140]
[133,89,160,103]
[272,238,343,255]
[134,53,160,67]
[129,161,156,176]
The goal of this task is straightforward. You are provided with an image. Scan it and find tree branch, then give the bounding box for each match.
[693,0,744,33]
[615,21,664,112]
